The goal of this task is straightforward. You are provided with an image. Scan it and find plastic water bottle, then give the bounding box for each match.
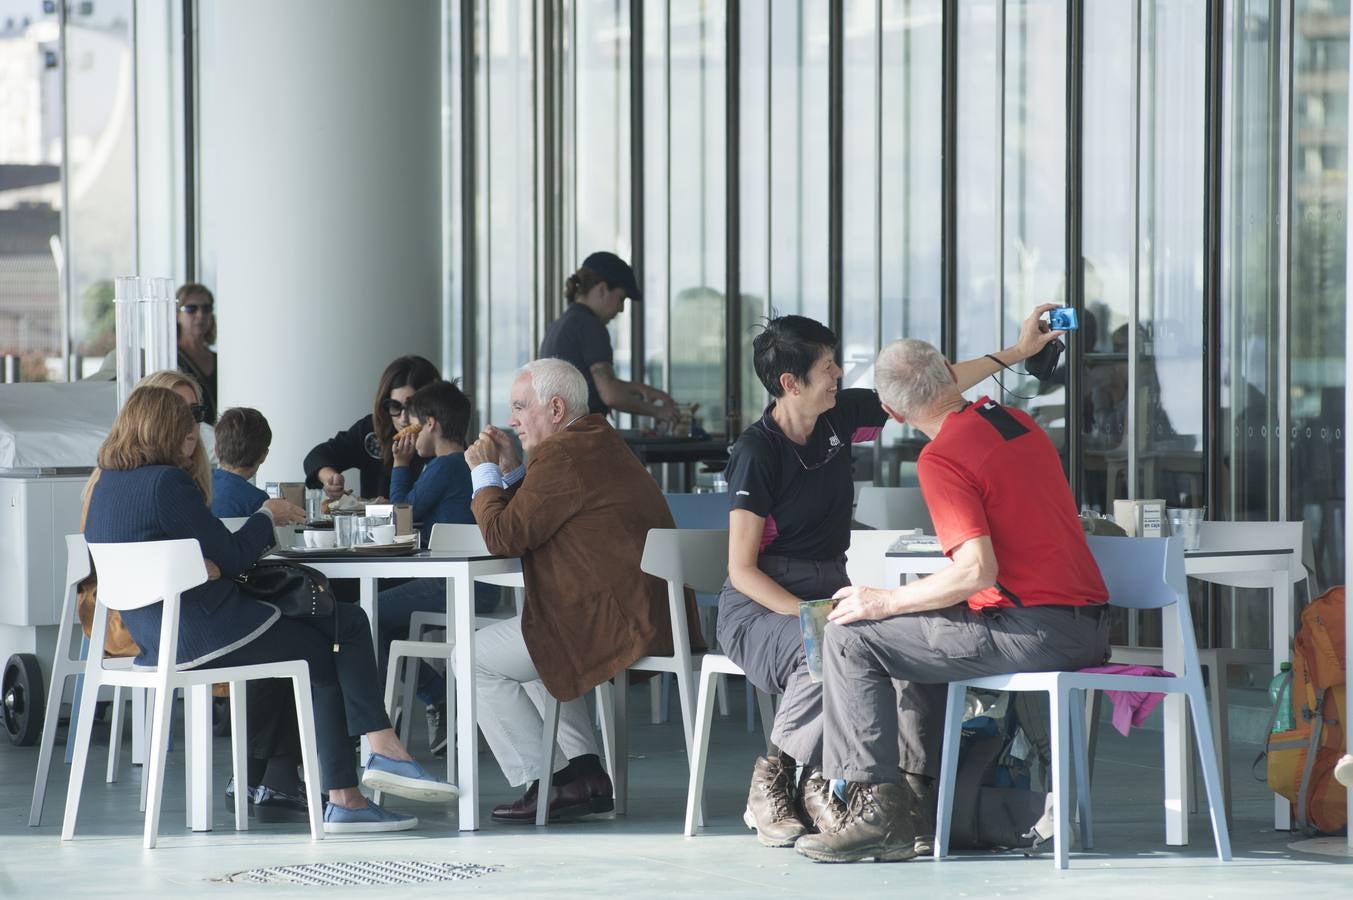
[712,473,728,493]
[1269,662,1295,733]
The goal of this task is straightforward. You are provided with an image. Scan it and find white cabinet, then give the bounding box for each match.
[0,475,88,628]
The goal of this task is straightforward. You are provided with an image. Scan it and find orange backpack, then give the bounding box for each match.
[1266,586,1347,833]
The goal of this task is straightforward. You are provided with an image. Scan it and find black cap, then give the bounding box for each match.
[579,251,642,302]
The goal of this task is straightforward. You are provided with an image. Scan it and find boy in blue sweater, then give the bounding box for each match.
[379,380,475,754]
[210,406,310,821]
[212,407,306,520]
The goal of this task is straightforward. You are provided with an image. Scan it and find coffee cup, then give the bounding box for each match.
[369,524,397,545]
[304,529,337,549]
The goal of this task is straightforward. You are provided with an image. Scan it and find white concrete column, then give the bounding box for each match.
[205,0,442,486]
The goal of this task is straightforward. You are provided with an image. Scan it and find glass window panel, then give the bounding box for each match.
[1139,0,1206,514]
[736,0,771,431]
[1219,0,1281,525]
[1080,0,1137,513]
[665,0,725,435]
[0,3,63,381]
[65,0,135,378]
[1290,0,1348,588]
[955,0,999,366]
[575,0,633,386]
[478,0,535,428]
[642,0,668,397]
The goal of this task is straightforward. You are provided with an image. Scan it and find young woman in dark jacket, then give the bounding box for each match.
[303,355,441,500]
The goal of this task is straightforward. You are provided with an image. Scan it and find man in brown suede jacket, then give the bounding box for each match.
[466,357,698,823]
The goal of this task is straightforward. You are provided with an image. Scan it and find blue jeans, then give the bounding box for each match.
[377,579,448,706]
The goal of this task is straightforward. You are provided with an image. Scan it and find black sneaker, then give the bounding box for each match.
[223,775,254,807]
[253,783,312,824]
[426,702,448,756]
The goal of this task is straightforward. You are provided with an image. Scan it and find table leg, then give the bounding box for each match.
[359,577,377,765]
[453,566,479,831]
[188,683,213,831]
[1161,604,1189,846]
[1273,571,1293,831]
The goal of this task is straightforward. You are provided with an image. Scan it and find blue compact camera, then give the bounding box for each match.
[1048,307,1079,331]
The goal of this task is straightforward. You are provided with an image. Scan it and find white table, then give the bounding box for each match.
[884,543,1295,843]
[187,548,520,833]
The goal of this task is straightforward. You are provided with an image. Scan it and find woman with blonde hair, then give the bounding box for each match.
[134,368,213,501]
[84,386,458,833]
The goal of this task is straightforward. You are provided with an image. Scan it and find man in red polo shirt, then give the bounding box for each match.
[796,337,1110,863]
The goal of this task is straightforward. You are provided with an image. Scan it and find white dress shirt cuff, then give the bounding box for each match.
[471,462,506,498]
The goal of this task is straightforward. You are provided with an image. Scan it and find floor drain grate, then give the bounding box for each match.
[214,859,500,886]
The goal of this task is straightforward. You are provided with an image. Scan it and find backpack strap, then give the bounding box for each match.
[1294,686,1327,833]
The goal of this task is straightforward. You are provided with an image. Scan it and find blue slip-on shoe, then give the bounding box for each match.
[323,800,418,834]
[360,753,460,803]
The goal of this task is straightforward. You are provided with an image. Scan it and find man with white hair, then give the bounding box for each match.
[463,357,698,823]
[795,338,1110,863]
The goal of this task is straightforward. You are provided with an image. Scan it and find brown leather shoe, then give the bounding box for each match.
[794,782,918,863]
[490,772,615,825]
[743,756,807,847]
[798,768,844,833]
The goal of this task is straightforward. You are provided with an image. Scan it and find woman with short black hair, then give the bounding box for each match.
[722,306,1062,848]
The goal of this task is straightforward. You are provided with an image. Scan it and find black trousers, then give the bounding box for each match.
[208,603,391,790]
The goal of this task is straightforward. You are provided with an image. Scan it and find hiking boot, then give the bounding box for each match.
[903,772,936,856]
[794,782,918,863]
[743,755,807,847]
[798,768,844,833]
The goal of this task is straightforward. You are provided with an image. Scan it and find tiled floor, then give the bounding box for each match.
[1,684,1349,898]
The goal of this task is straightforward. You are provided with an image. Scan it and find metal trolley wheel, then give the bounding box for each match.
[2,653,44,746]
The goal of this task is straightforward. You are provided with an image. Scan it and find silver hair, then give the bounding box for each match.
[521,358,589,417]
[874,338,954,418]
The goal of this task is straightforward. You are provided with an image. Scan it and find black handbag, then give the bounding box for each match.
[235,561,339,650]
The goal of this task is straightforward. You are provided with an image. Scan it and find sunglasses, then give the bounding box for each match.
[190,403,208,424]
[383,398,408,417]
[179,302,214,315]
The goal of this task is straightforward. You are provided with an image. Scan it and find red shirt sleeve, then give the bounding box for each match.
[917,452,989,556]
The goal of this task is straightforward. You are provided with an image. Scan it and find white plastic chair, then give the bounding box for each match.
[682,653,776,836]
[384,523,523,750]
[1107,520,1312,819]
[854,486,934,533]
[536,528,727,826]
[64,539,324,848]
[29,534,137,824]
[933,536,1232,870]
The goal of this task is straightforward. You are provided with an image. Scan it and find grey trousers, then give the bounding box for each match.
[822,603,1110,783]
[716,554,851,765]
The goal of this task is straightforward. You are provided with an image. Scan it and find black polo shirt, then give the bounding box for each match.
[539,303,614,416]
[725,388,888,560]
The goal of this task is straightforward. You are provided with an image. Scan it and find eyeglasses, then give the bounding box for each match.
[189,403,207,424]
[179,302,214,315]
[383,398,408,417]
[757,417,844,471]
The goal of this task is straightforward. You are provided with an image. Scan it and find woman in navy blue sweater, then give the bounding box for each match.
[84,387,457,833]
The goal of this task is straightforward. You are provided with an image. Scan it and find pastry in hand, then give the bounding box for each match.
[394,422,422,441]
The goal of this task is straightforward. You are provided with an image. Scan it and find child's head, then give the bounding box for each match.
[408,380,472,456]
[214,407,272,471]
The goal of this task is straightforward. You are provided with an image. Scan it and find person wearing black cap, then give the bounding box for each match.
[539,252,678,422]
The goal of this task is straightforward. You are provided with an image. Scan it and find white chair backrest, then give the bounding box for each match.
[855,486,933,533]
[86,540,209,612]
[220,517,249,533]
[1193,521,1308,588]
[429,522,491,555]
[846,529,922,588]
[65,533,90,590]
[640,529,729,594]
[640,528,729,659]
[1088,535,1200,678]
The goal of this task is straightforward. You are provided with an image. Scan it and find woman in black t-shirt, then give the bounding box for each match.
[722,307,1061,849]
[303,355,440,501]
